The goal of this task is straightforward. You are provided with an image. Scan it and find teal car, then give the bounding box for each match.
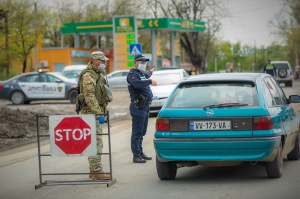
[154,73,300,180]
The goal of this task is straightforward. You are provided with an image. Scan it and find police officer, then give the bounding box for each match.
[79,51,110,180]
[127,54,157,163]
[263,59,277,77]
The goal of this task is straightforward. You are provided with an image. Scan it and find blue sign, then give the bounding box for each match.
[129,44,142,56]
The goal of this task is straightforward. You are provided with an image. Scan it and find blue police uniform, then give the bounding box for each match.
[127,67,153,162]
[263,62,277,77]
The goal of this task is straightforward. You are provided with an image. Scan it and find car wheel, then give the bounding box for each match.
[11,91,25,105]
[287,134,299,160]
[24,101,31,104]
[266,142,283,178]
[289,81,293,87]
[68,90,78,103]
[156,156,177,180]
[278,68,287,78]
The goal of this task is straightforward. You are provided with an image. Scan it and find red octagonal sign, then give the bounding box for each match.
[54,117,91,155]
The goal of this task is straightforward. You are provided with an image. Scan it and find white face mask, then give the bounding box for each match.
[137,63,147,72]
[98,64,106,70]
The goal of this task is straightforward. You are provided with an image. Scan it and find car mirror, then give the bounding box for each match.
[55,79,62,83]
[289,95,300,103]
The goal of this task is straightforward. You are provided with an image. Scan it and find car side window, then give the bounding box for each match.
[18,74,39,82]
[112,72,122,77]
[270,77,288,104]
[263,78,283,105]
[261,79,276,107]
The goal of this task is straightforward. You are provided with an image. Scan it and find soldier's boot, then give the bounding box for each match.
[91,169,110,180]
[89,169,92,178]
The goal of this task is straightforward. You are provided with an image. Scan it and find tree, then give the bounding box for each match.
[0,0,49,73]
[269,0,300,66]
[146,0,229,73]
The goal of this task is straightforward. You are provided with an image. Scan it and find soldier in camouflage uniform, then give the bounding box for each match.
[79,51,110,180]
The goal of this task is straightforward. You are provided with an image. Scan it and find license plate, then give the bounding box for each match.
[190,120,231,130]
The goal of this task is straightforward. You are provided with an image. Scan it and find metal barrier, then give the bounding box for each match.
[35,112,116,189]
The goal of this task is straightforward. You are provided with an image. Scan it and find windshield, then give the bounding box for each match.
[166,82,258,108]
[273,63,290,69]
[151,73,181,85]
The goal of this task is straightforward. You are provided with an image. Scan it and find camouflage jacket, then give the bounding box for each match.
[80,63,108,115]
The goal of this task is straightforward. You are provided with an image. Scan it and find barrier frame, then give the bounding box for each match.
[34,112,116,189]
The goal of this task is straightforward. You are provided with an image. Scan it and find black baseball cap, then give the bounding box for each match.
[134,54,149,61]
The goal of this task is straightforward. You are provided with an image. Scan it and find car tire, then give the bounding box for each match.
[11,91,25,105]
[287,134,299,160]
[68,90,78,103]
[156,156,177,180]
[266,142,283,178]
[288,81,293,87]
[278,68,287,78]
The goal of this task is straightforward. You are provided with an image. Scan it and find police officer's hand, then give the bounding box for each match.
[150,68,155,73]
[151,79,157,86]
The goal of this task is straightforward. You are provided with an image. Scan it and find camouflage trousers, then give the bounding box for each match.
[88,121,103,171]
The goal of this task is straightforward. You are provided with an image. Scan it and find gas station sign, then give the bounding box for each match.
[113,16,137,70]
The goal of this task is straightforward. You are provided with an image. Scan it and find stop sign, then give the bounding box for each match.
[54,117,92,155]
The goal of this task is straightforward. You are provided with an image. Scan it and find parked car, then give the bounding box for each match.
[105,70,129,88]
[294,65,299,80]
[61,65,87,82]
[154,73,300,180]
[0,71,78,104]
[271,61,293,87]
[150,69,189,114]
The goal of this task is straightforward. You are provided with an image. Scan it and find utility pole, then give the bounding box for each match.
[33,2,38,72]
[254,40,256,65]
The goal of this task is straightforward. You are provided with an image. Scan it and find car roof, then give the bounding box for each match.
[182,72,267,83]
[62,65,87,71]
[271,61,289,64]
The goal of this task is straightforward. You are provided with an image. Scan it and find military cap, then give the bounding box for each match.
[134,54,149,61]
[91,51,109,61]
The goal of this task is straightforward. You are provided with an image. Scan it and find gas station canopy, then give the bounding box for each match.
[61,18,205,35]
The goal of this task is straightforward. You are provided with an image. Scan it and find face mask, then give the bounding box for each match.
[98,64,106,70]
[137,63,147,72]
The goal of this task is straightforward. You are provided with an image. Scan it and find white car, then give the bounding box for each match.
[150,69,189,114]
[105,70,129,88]
[61,65,87,82]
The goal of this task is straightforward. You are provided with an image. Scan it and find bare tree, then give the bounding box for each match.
[145,0,228,73]
[269,0,300,66]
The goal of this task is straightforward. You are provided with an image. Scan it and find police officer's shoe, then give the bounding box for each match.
[133,156,146,163]
[91,169,110,180]
[141,153,152,160]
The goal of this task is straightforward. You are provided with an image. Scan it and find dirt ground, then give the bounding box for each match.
[0,88,131,152]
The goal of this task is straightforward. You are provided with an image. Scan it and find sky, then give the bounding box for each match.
[220,0,285,47]
[39,0,285,47]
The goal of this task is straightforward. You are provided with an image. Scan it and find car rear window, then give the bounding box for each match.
[272,63,290,69]
[166,81,258,108]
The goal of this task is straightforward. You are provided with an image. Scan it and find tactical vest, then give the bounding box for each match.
[79,68,106,106]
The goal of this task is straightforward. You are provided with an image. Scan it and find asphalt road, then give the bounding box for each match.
[0,81,300,199]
